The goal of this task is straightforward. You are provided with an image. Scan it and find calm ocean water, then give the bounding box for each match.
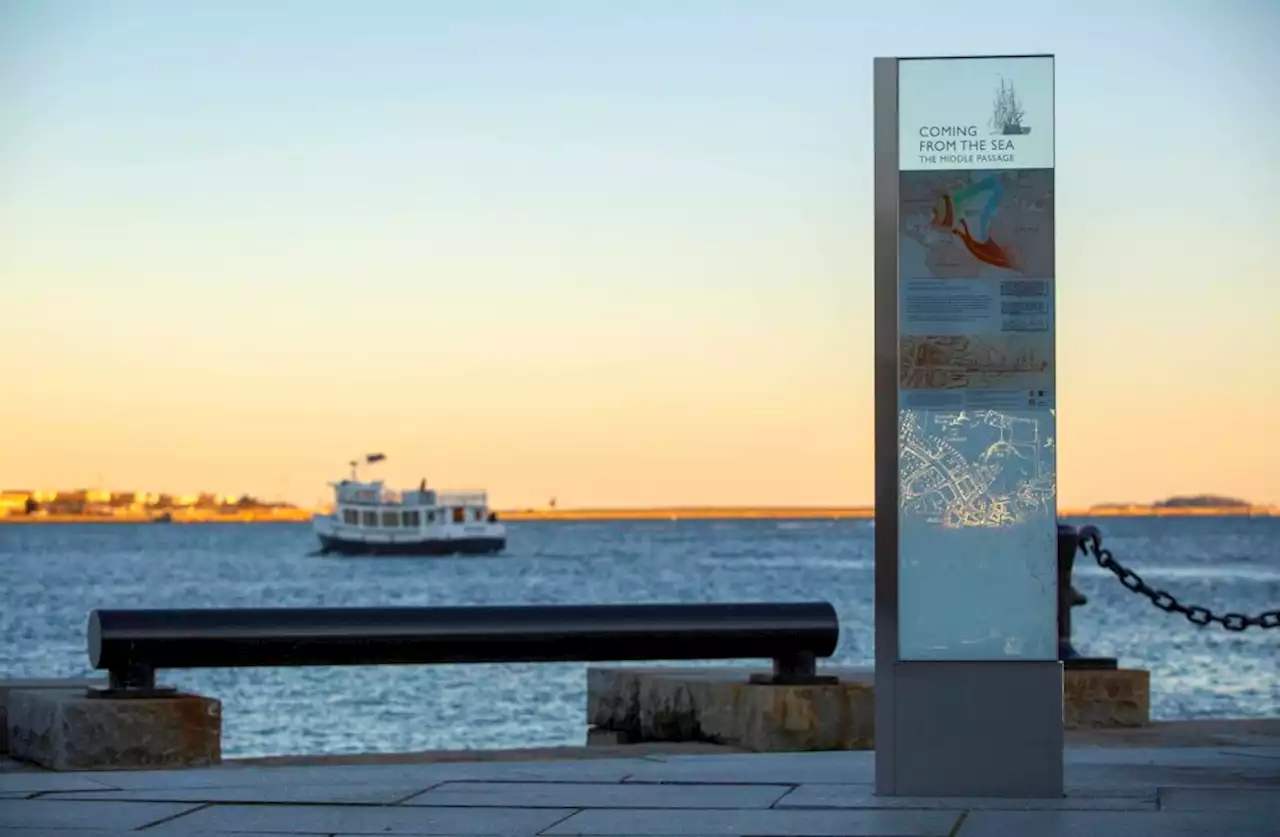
[2,517,1277,759]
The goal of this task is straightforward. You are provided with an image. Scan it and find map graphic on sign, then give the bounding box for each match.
[900,169,1053,279]
[899,408,1055,529]
[900,333,1053,391]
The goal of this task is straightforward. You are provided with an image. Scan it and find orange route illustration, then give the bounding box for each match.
[930,177,1015,270]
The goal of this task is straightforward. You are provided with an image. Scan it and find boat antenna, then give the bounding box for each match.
[350,453,387,481]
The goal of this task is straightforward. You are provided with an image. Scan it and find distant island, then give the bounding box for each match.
[1154,495,1250,508]
[1085,495,1268,518]
[0,489,1273,524]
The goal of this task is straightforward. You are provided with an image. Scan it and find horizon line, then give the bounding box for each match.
[3,503,1276,526]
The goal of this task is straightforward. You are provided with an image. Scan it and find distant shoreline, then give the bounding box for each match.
[498,505,1277,521]
[0,510,314,525]
[1,505,1274,524]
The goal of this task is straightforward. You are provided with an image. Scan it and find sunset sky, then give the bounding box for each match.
[2,0,1277,509]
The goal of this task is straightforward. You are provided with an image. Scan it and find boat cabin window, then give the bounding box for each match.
[362,510,378,527]
[426,510,436,523]
[342,509,358,525]
[451,507,466,524]
[403,510,421,528]
[381,510,400,527]
[472,508,485,522]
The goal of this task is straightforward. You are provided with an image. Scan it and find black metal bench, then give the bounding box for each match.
[87,601,840,696]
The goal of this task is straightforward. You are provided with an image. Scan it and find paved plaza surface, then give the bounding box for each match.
[1,744,1277,837]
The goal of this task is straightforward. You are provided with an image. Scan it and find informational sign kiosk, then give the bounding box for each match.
[873,54,1062,797]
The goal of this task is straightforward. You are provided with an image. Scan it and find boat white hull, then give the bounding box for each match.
[312,516,506,557]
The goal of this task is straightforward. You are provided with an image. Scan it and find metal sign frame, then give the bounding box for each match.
[873,54,1063,798]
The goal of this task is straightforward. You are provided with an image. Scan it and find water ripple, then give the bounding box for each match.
[0,516,1276,758]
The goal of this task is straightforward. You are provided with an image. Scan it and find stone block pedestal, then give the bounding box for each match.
[588,666,1150,752]
[0,678,105,755]
[588,667,876,752]
[6,688,221,771]
[1063,667,1150,728]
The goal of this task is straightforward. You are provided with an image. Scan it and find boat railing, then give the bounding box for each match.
[436,491,489,506]
[334,495,397,507]
[334,487,489,508]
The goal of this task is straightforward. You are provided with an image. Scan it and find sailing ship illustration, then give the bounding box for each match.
[989,76,1031,136]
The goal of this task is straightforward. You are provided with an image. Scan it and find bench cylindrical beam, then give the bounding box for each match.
[88,602,839,692]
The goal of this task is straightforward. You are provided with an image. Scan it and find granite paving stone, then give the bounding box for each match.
[0,744,1272,837]
[403,780,791,808]
[88,764,422,790]
[0,832,300,837]
[88,758,647,791]
[1064,763,1280,789]
[46,782,438,805]
[1220,747,1280,761]
[487,759,658,782]
[1060,784,1171,799]
[1157,786,1280,813]
[1215,747,1280,760]
[1064,747,1280,767]
[543,807,963,836]
[956,809,1280,836]
[0,799,198,830]
[0,774,114,794]
[658,752,872,769]
[774,783,1157,811]
[622,752,875,785]
[143,802,580,835]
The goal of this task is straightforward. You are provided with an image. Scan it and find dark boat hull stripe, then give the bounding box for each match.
[317,534,506,556]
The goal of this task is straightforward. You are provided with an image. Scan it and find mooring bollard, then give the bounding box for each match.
[1057,523,1118,670]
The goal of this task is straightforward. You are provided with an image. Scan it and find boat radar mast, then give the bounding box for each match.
[348,452,387,480]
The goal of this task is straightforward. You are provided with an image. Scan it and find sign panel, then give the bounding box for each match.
[896,55,1057,661]
[899,57,1055,171]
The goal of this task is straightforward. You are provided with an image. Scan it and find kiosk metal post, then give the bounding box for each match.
[874,54,1063,797]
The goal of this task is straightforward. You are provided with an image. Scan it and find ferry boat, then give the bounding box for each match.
[312,455,506,556]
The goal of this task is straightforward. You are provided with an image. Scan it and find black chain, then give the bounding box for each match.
[1078,527,1280,632]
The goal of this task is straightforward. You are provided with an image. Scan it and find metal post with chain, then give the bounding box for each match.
[1078,526,1280,632]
